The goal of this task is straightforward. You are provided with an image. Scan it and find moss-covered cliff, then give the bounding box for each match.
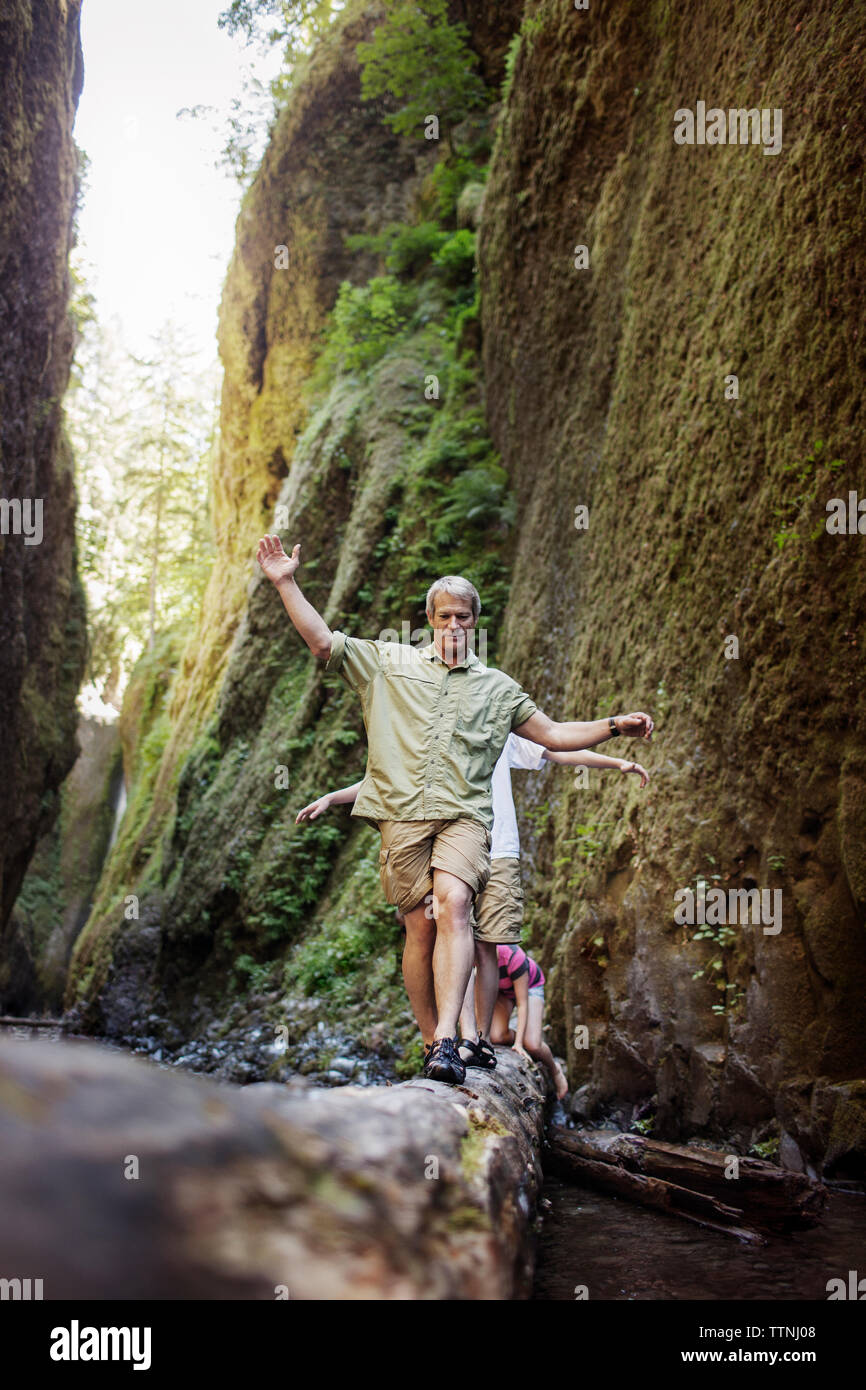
[2,715,121,1014]
[60,0,865,1170]
[0,1,87,949]
[479,0,866,1171]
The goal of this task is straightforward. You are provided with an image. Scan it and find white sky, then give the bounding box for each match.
[73,0,282,363]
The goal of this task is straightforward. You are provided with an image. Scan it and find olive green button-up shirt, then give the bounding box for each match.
[325,630,538,828]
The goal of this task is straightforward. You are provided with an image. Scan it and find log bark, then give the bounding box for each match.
[547,1126,827,1239]
[0,1036,547,1299]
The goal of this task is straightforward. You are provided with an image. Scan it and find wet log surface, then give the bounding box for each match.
[0,1036,547,1300]
[546,1126,828,1244]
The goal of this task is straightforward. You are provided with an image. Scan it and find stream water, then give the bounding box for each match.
[531,1174,866,1301]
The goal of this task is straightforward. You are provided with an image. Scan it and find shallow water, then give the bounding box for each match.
[532,1176,866,1301]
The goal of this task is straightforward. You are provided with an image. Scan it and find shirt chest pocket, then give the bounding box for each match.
[383,668,438,695]
[456,685,506,736]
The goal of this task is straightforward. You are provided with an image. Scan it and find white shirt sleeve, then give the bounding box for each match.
[505,731,547,771]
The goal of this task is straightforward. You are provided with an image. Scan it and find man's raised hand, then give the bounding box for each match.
[614,711,654,741]
[256,534,300,586]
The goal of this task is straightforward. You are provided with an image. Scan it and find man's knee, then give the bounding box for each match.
[403,899,436,943]
[432,884,473,931]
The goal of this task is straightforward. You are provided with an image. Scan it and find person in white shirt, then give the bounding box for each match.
[454,734,648,1098]
[296,735,648,1098]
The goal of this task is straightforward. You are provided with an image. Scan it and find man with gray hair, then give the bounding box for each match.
[256,533,654,1084]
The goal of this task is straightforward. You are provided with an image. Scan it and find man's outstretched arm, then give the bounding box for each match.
[515,708,654,752]
[256,535,332,660]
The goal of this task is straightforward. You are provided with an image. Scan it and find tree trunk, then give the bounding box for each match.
[546,1125,827,1242]
[0,1036,548,1299]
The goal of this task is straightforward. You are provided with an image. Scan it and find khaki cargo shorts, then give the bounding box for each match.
[377,817,491,915]
[471,855,524,943]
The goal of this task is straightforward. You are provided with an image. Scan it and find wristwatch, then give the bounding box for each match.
[608,717,620,738]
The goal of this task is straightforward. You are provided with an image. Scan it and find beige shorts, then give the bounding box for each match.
[377,818,491,915]
[471,855,524,943]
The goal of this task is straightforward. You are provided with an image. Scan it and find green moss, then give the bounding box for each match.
[460,1112,507,1183]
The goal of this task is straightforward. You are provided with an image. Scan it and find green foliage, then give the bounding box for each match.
[231,952,275,993]
[218,0,336,53]
[310,276,417,380]
[524,800,552,836]
[750,1137,780,1161]
[501,12,545,103]
[394,1035,427,1079]
[431,228,476,286]
[689,871,746,1015]
[556,821,613,891]
[345,221,450,277]
[356,0,488,150]
[431,463,515,545]
[502,33,522,102]
[288,842,402,1008]
[246,819,345,942]
[426,155,489,222]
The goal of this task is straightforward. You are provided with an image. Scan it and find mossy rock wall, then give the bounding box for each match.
[0,0,87,938]
[479,0,866,1166]
[2,717,121,1013]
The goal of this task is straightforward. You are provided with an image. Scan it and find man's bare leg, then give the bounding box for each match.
[401,898,438,1045]
[431,868,475,1041]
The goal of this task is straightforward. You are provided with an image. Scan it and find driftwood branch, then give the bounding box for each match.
[0,1037,547,1300]
[546,1126,827,1244]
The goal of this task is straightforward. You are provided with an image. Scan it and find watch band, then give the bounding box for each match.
[608,717,619,737]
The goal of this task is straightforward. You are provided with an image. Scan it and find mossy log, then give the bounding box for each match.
[0,1037,547,1299]
[547,1126,827,1242]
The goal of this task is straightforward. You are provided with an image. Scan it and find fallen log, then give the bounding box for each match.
[0,1015,66,1029]
[546,1125,827,1239]
[0,1036,547,1300]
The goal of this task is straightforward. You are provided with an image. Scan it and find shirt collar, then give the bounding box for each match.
[418,641,479,670]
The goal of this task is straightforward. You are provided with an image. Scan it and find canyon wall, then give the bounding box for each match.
[0,2,87,964]
[53,1,865,1170]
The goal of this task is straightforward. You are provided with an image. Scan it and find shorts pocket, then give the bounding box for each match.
[381,846,404,907]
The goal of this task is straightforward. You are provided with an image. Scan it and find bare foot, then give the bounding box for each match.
[553,1065,569,1101]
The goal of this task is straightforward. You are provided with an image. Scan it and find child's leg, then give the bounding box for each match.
[489,997,514,1044]
[523,996,568,1097]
